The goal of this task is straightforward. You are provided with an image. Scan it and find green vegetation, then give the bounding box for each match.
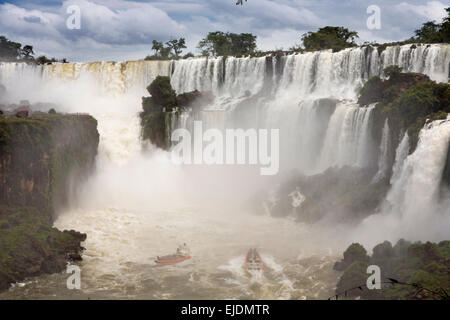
[0,206,85,287]
[335,240,450,300]
[413,7,450,43]
[0,114,99,212]
[359,67,450,150]
[197,31,257,56]
[140,76,213,149]
[141,7,449,60]
[301,26,358,52]
[0,36,26,62]
[0,114,99,291]
[0,35,67,64]
[145,38,187,60]
[140,76,179,149]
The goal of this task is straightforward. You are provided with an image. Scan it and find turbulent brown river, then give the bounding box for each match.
[0,206,341,299]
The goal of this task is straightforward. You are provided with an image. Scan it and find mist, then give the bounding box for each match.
[0,44,449,298]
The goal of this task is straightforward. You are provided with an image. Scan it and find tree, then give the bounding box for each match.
[301,26,358,52]
[151,40,163,55]
[197,32,257,56]
[383,65,403,80]
[20,45,34,60]
[414,7,450,43]
[0,36,22,61]
[166,38,187,57]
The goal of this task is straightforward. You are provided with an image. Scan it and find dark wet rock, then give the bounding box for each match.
[265,166,389,223]
[0,206,87,291]
[14,106,30,118]
[146,76,177,111]
[176,90,214,110]
[0,84,6,100]
[0,113,98,291]
[140,76,214,150]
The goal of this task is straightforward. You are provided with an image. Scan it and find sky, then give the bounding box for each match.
[0,0,448,62]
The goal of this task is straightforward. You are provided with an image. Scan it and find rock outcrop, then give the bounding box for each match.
[0,113,99,291]
[140,76,213,150]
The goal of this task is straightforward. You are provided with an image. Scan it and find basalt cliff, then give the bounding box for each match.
[0,112,99,291]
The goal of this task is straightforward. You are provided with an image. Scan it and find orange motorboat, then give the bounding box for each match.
[156,244,191,265]
[244,248,264,271]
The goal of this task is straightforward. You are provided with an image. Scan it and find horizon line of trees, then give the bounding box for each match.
[146,6,449,59]
[0,35,68,65]
[2,6,448,63]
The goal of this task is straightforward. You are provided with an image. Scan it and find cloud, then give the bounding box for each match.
[396,1,448,22]
[0,0,448,61]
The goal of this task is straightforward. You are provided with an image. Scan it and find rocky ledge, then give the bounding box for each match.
[0,112,99,291]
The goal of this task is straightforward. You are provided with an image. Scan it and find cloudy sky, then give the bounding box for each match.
[0,0,448,62]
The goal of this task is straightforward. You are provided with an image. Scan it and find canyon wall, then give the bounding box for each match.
[0,113,99,291]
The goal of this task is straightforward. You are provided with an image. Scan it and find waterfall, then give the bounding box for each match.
[1,44,450,298]
[390,132,410,186]
[372,119,391,182]
[0,60,171,99]
[380,44,450,83]
[165,44,449,174]
[390,117,450,217]
[357,117,450,245]
[318,102,375,171]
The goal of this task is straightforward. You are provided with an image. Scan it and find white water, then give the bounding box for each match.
[372,119,392,182]
[355,117,450,248]
[390,132,410,186]
[0,43,449,299]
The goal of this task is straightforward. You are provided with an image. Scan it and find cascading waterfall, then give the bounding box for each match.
[380,44,450,83]
[391,118,450,218]
[356,117,450,246]
[0,43,449,299]
[390,132,410,186]
[167,44,449,175]
[318,102,375,171]
[372,119,392,182]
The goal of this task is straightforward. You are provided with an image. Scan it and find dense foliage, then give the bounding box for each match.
[197,31,257,56]
[335,240,450,300]
[414,7,450,43]
[358,67,450,149]
[140,76,213,149]
[145,38,187,60]
[301,26,358,52]
[0,36,26,61]
[0,35,67,64]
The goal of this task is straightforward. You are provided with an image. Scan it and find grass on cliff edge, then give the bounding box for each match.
[0,206,83,281]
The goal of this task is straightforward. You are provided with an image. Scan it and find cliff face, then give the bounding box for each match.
[0,113,99,291]
[140,76,213,150]
[0,114,99,219]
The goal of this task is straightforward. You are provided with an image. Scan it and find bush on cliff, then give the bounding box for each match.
[335,240,450,300]
[301,26,358,52]
[359,68,449,151]
[334,243,370,271]
[140,76,213,150]
[0,113,98,291]
[146,76,177,111]
[0,206,86,291]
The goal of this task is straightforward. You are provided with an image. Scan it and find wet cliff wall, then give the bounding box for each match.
[0,113,99,291]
